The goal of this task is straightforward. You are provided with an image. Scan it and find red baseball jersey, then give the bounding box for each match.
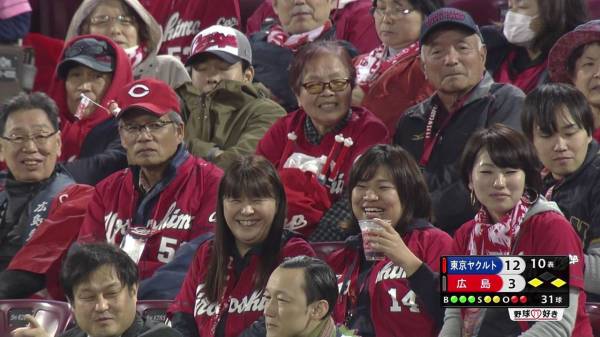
[453,211,593,337]
[79,152,223,279]
[327,227,453,337]
[168,236,315,337]
[140,0,240,63]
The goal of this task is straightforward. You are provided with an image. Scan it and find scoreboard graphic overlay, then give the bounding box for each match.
[441,256,569,309]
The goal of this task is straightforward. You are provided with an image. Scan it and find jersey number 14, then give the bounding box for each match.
[388,289,420,313]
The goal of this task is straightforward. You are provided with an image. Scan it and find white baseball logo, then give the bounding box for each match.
[128,84,150,98]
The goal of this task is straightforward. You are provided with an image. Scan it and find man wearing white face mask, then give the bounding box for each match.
[481,0,587,93]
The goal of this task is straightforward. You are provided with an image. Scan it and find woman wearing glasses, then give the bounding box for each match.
[257,41,389,241]
[65,0,189,89]
[49,34,133,185]
[353,0,441,135]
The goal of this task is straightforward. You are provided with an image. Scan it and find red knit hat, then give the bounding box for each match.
[548,20,600,83]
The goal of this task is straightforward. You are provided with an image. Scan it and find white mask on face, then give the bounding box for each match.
[503,11,537,46]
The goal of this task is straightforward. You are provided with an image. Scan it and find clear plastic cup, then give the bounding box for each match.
[358,219,384,261]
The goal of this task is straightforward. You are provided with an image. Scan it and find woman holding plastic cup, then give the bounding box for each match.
[327,144,452,337]
[439,124,592,337]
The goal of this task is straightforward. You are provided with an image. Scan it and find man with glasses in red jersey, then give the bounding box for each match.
[0,92,94,299]
[78,78,223,283]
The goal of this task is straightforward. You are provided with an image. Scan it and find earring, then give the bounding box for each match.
[470,190,476,206]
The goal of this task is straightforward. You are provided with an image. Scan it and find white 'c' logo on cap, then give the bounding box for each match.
[128,84,150,98]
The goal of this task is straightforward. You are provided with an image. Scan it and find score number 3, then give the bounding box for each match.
[388,289,420,313]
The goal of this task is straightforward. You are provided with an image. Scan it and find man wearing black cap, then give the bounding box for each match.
[50,35,133,185]
[78,78,223,282]
[394,7,525,235]
[178,25,285,170]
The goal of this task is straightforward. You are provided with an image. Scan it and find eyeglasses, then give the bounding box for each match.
[0,130,58,147]
[120,120,174,136]
[372,6,414,18]
[89,15,135,27]
[301,78,351,95]
[64,38,110,58]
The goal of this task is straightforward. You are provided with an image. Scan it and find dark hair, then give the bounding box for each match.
[289,40,356,96]
[205,155,287,302]
[529,0,587,57]
[0,92,60,135]
[522,83,594,139]
[371,0,443,16]
[60,243,139,303]
[460,124,542,197]
[347,144,432,233]
[567,41,600,79]
[279,256,338,318]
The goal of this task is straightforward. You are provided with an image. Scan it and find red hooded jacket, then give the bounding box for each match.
[48,34,133,161]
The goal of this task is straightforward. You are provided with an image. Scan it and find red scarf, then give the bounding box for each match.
[124,44,147,68]
[467,195,531,256]
[355,42,419,92]
[493,50,546,93]
[266,21,332,52]
[463,196,530,336]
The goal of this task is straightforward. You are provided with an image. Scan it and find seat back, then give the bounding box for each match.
[586,302,600,337]
[0,300,72,337]
[311,241,345,261]
[136,300,172,328]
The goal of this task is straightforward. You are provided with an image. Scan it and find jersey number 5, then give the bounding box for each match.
[157,237,178,263]
[388,289,420,313]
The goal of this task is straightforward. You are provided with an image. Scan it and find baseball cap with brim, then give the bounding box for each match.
[548,20,600,83]
[115,78,181,119]
[185,25,252,67]
[186,50,243,67]
[419,7,483,46]
[57,37,115,79]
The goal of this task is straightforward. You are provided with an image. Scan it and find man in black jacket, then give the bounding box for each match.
[11,243,181,337]
[522,83,600,301]
[394,8,524,234]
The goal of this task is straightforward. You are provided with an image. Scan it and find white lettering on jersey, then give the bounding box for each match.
[163,12,201,42]
[215,16,238,27]
[194,284,219,317]
[194,284,265,317]
[228,290,266,314]
[285,215,308,230]
[209,212,217,223]
[152,202,192,231]
[104,212,130,243]
[376,261,406,283]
